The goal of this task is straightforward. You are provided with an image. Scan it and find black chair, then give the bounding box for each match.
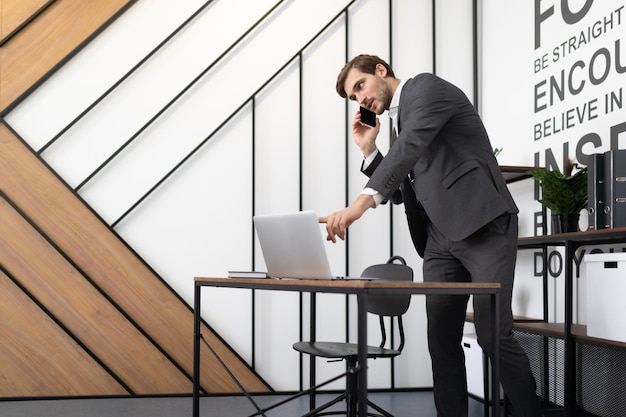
[293,256,414,417]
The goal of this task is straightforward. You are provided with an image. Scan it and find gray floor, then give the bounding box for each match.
[0,391,489,417]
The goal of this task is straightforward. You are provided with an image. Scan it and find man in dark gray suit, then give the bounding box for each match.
[321,55,542,417]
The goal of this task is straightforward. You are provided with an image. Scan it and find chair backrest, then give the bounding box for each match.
[360,256,413,317]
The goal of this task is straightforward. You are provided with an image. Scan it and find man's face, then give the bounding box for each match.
[343,65,392,115]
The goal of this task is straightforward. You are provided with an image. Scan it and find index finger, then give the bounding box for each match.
[318,216,328,224]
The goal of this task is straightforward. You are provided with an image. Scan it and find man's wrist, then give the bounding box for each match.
[363,148,379,165]
[362,146,378,159]
[356,191,378,209]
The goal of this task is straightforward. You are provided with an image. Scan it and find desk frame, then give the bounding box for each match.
[192,278,501,417]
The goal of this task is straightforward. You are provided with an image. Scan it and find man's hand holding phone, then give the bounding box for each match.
[353,107,379,158]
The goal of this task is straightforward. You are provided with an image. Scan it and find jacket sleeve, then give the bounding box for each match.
[360,151,404,205]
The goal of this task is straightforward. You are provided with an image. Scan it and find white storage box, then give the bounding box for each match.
[462,333,503,400]
[584,253,626,343]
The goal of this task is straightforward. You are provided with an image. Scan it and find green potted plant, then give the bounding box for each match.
[528,158,588,233]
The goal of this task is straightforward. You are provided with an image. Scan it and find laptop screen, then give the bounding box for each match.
[253,211,335,279]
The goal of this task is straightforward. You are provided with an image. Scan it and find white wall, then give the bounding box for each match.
[6,0,599,392]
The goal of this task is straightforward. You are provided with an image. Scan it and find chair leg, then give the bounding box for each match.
[303,357,394,417]
[346,358,360,417]
[366,399,394,417]
[302,393,347,417]
[345,360,393,417]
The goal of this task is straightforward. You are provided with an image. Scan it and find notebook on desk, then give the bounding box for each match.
[253,211,367,280]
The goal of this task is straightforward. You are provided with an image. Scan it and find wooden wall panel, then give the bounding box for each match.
[0,122,269,394]
[0,0,49,41]
[0,0,132,111]
[0,269,127,397]
[0,196,193,394]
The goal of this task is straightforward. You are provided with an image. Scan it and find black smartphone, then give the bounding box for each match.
[359,106,376,127]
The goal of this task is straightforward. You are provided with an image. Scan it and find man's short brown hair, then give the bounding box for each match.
[336,54,396,98]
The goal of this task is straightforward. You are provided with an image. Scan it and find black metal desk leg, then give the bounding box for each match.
[193,282,201,417]
[490,290,501,417]
[482,351,489,417]
[357,292,368,417]
[309,292,317,411]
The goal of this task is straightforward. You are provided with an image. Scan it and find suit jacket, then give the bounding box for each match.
[362,73,518,256]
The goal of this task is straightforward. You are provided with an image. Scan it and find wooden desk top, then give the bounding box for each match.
[195,277,500,295]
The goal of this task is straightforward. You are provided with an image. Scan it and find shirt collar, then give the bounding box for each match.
[388,79,405,129]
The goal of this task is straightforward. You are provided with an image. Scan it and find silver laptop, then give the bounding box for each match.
[253,211,340,280]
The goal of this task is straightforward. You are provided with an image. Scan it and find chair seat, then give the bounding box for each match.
[293,341,400,360]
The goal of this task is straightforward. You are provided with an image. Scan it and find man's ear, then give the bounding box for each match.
[375,63,388,78]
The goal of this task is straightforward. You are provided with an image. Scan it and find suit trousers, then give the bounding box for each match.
[422,213,541,417]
